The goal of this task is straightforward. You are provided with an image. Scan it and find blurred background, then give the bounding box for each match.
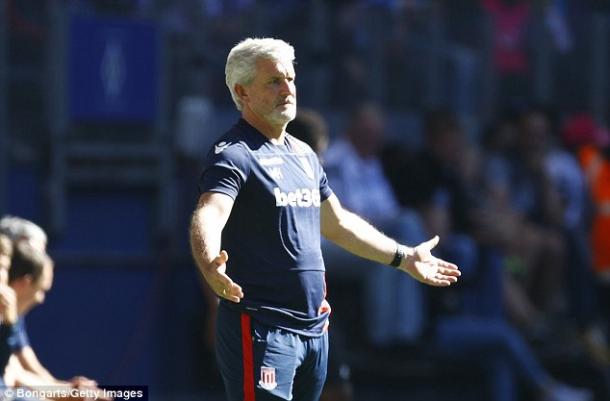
[2,0,610,400]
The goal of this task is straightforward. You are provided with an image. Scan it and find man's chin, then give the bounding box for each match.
[270,111,296,126]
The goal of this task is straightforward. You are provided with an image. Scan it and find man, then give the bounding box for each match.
[0,216,98,395]
[2,242,106,401]
[4,241,55,386]
[190,37,460,401]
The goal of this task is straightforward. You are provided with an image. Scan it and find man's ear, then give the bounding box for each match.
[235,84,249,105]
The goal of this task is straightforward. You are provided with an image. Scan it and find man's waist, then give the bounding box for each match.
[220,300,329,337]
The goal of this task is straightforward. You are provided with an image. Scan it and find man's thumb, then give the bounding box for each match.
[215,250,229,265]
[424,235,440,250]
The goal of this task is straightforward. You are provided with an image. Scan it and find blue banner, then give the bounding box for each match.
[68,15,159,122]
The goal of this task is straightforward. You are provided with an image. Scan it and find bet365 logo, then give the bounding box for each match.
[274,187,321,208]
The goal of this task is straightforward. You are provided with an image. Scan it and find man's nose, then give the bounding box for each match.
[279,79,294,96]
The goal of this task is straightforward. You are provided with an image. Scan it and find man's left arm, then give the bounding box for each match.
[320,194,460,286]
[16,346,57,382]
[16,346,99,388]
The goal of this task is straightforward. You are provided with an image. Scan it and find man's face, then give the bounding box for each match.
[240,57,297,127]
[13,263,53,315]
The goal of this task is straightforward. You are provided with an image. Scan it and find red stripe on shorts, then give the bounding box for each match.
[241,313,255,401]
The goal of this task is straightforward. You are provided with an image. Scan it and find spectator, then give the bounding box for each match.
[481,0,532,109]
[561,113,610,362]
[480,109,568,337]
[383,109,594,401]
[324,101,430,347]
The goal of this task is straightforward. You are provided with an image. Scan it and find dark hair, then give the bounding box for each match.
[9,242,52,284]
[423,109,460,138]
[287,109,329,155]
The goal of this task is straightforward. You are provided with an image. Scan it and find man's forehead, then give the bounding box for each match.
[256,57,295,76]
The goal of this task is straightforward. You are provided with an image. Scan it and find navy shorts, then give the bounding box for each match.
[215,302,328,401]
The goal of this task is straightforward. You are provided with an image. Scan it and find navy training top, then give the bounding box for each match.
[199,118,333,337]
[8,318,29,351]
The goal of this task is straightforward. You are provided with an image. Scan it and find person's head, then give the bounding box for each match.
[345,102,385,158]
[561,113,610,150]
[482,112,519,154]
[225,37,296,127]
[0,235,13,285]
[9,242,54,315]
[0,216,47,252]
[516,105,557,154]
[424,109,465,164]
[286,109,329,156]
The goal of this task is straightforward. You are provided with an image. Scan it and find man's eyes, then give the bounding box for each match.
[269,77,295,84]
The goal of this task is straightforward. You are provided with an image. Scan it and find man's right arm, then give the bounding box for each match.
[190,192,244,303]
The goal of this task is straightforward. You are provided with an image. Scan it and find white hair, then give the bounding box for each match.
[225,37,295,111]
[0,216,47,250]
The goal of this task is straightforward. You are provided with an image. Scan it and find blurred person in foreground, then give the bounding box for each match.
[190,37,460,401]
[0,216,103,398]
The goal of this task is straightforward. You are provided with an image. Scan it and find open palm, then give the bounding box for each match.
[399,236,461,286]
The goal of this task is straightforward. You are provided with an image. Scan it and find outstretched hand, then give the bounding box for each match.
[399,236,461,286]
[203,251,244,303]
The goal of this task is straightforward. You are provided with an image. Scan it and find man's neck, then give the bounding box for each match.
[242,111,286,145]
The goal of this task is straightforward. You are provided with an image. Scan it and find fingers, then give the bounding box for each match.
[210,250,244,302]
[438,265,461,276]
[423,235,440,251]
[436,260,460,270]
[413,258,461,287]
[216,271,244,303]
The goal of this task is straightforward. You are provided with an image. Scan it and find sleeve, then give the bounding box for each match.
[318,161,333,202]
[198,142,250,200]
[8,318,29,352]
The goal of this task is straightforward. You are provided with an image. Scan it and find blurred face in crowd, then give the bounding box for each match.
[238,57,297,128]
[13,262,53,315]
[519,111,550,153]
[430,126,465,166]
[347,104,385,158]
[489,120,518,153]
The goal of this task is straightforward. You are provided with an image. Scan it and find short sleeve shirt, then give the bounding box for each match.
[199,119,333,336]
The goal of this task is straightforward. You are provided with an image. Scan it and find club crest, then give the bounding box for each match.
[259,366,277,391]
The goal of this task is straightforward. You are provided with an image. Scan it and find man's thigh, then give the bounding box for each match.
[216,305,326,401]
